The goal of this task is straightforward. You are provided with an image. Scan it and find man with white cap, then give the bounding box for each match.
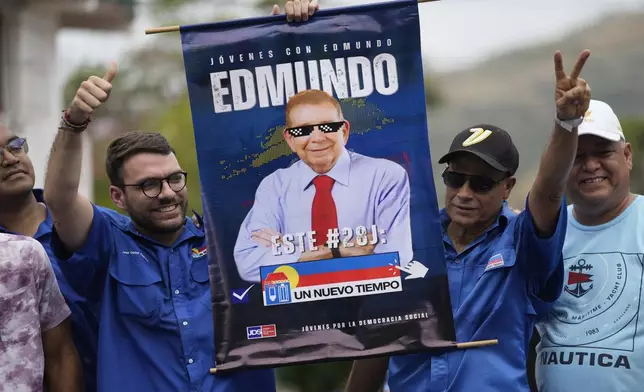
[532,99,643,392]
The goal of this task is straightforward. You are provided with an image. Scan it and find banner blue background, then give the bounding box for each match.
[181,0,455,372]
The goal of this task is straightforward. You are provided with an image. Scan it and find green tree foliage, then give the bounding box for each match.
[620,117,644,194]
[63,1,442,390]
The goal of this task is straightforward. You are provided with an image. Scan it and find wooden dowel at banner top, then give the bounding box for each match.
[455,339,498,349]
[144,0,440,35]
[210,368,217,374]
[145,25,180,35]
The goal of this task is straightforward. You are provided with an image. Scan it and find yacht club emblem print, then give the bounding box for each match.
[564,259,593,298]
[545,252,643,349]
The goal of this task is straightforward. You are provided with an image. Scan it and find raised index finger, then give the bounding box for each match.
[569,49,591,80]
[554,51,566,81]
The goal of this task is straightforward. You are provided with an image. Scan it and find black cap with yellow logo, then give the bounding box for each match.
[438,124,519,176]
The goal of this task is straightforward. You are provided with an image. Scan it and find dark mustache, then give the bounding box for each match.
[157,197,180,206]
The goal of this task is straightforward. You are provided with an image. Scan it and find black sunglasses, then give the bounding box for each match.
[285,121,344,138]
[442,170,505,194]
[123,171,188,198]
[0,137,29,165]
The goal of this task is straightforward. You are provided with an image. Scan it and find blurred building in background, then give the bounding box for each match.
[0,0,134,199]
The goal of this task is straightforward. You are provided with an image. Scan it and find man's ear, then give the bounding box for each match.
[110,185,126,210]
[503,177,516,200]
[342,120,351,144]
[624,142,633,170]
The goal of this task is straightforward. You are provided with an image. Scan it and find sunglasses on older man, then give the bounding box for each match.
[442,169,506,194]
[0,137,29,165]
[285,121,344,138]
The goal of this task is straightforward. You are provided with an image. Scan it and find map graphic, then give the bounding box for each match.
[220,98,395,180]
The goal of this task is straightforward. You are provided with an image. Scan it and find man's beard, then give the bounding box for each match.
[128,199,189,236]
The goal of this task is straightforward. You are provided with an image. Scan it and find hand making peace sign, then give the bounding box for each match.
[554,50,592,121]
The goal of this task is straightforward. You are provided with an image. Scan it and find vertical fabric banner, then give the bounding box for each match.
[181,0,456,372]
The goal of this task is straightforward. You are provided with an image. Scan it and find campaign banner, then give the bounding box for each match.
[181,0,456,372]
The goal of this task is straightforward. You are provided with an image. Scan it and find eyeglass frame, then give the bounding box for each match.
[122,171,188,198]
[0,137,29,165]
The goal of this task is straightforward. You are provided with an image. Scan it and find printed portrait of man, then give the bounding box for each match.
[233,89,413,283]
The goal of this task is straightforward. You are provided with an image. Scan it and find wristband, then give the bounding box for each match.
[331,247,341,259]
[59,109,91,133]
[555,115,583,132]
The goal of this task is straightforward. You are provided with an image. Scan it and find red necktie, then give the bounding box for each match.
[311,175,338,247]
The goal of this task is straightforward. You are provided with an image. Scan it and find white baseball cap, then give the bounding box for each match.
[577,100,625,142]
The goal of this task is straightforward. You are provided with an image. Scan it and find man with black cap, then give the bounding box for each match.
[345,49,592,392]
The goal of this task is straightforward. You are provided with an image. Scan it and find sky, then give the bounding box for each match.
[56,0,644,87]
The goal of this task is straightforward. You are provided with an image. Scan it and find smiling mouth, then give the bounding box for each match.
[581,177,607,185]
[154,204,179,213]
[309,146,330,153]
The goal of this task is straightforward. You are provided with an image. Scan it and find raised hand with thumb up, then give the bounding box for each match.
[66,62,118,125]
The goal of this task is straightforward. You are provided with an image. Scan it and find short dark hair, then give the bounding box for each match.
[105,131,175,186]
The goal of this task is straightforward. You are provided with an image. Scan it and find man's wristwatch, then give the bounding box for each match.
[555,116,584,132]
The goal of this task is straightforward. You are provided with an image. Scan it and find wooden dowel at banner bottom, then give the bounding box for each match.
[208,338,496,374]
[144,0,440,35]
[456,339,499,349]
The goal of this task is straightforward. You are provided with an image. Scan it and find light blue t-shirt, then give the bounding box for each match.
[536,195,644,392]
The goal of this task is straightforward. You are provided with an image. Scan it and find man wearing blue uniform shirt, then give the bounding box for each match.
[234,89,413,282]
[344,50,593,392]
[42,3,315,392]
[0,122,94,391]
[532,100,644,392]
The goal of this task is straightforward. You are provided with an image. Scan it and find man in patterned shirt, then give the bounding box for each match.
[0,233,81,392]
[0,121,93,390]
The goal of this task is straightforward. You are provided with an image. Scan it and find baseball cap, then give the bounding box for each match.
[438,124,519,175]
[578,100,625,142]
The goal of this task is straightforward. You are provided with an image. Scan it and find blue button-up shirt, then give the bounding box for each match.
[0,190,99,392]
[69,204,275,392]
[234,149,413,282]
[387,197,566,391]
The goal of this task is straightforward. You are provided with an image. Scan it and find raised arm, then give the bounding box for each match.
[528,50,591,235]
[45,63,117,251]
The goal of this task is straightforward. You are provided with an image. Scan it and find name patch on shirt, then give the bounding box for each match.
[485,253,505,271]
[191,245,207,259]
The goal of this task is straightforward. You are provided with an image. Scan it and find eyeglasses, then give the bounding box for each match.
[0,138,29,165]
[285,121,344,138]
[442,170,505,194]
[123,171,188,198]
